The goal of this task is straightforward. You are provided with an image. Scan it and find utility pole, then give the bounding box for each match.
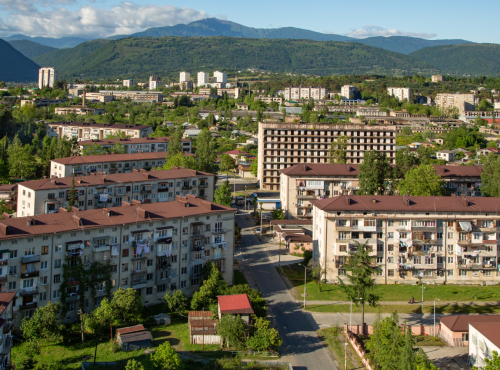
[202,307,205,349]
[78,309,84,348]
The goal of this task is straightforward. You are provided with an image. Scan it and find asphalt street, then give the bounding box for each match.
[235,211,338,370]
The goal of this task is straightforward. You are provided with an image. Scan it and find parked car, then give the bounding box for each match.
[256,228,261,232]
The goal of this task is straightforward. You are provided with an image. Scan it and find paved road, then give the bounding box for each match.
[235,212,338,370]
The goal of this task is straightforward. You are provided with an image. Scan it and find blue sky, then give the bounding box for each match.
[0,0,498,43]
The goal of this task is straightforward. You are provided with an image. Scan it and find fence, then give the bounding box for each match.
[229,350,280,358]
[241,361,292,370]
[346,323,440,336]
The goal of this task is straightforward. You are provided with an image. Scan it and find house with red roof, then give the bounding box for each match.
[440,315,500,347]
[217,294,254,324]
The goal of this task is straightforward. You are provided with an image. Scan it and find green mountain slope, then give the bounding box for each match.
[357,36,471,55]
[410,43,500,76]
[33,36,435,80]
[0,39,40,82]
[2,34,89,49]
[8,40,56,59]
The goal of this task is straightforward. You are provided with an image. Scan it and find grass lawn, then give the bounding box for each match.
[281,265,500,302]
[318,326,362,370]
[305,303,500,314]
[415,335,446,347]
[234,270,249,286]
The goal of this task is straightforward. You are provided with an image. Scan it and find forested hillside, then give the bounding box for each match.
[0,39,40,82]
[8,40,56,59]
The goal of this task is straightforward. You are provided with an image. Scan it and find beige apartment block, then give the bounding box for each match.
[313,195,500,285]
[0,196,235,326]
[432,75,445,83]
[257,122,396,190]
[17,168,215,216]
[78,137,192,155]
[50,152,195,178]
[280,164,484,219]
[434,93,476,115]
[284,87,328,101]
[47,122,153,141]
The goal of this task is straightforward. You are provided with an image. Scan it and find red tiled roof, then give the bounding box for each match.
[116,325,145,336]
[271,219,313,226]
[188,311,213,318]
[440,315,500,332]
[52,152,193,165]
[120,331,153,343]
[224,150,250,156]
[0,292,15,316]
[48,121,151,130]
[78,137,191,146]
[218,294,254,315]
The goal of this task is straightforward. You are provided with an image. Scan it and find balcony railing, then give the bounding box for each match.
[131,268,147,276]
[20,287,39,296]
[212,229,227,235]
[21,255,40,264]
[19,302,38,311]
[2,321,13,334]
[0,276,7,283]
[67,294,80,302]
[0,260,8,266]
[21,270,39,278]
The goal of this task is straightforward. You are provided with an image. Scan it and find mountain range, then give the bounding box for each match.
[3,18,472,55]
[0,39,40,82]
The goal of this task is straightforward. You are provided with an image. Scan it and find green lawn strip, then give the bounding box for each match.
[305,303,500,314]
[234,270,249,286]
[318,326,362,370]
[415,335,446,347]
[281,265,500,302]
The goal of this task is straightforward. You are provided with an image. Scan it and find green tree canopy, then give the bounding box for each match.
[196,128,217,173]
[217,314,248,350]
[191,264,228,310]
[214,180,232,206]
[329,135,348,164]
[150,342,181,370]
[164,290,188,316]
[358,151,392,195]
[159,152,198,171]
[481,154,500,197]
[246,317,282,352]
[220,154,236,175]
[111,288,144,323]
[397,164,445,196]
[82,143,107,156]
[473,350,500,370]
[21,301,61,348]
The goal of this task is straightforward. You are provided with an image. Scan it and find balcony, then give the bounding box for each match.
[131,268,147,276]
[114,189,128,196]
[131,276,147,289]
[158,186,169,192]
[20,287,39,296]
[140,189,152,194]
[21,255,40,264]
[67,294,80,302]
[212,228,227,235]
[94,193,109,199]
[45,197,61,203]
[198,183,208,189]
[411,225,437,232]
[0,335,12,354]
[190,245,205,252]
[132,254,147,261]
[182,185,193,190]
[0,260,8,266]
[0,276,7,283]
[19,302,37,311]
[191,230,205,237]
[457,263,483,270]
[20,270,39,278]
[93,244,111,253]
[297,194,317,200]
[2,321,13,334]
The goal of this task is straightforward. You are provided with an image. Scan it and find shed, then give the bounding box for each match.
[217,294,254,324]
[119,331,153,351]
[153,313,171,326]
[115,324,145,343]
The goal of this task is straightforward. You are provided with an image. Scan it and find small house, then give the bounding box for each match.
[217,294,254,324]
[440,315,500,347]
[116,325,153,351]
[188,311,220,345]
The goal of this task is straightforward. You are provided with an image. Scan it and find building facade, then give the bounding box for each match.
[50,152,195,178]
[197,72,209,86]
[78,137,192,155]
[213,71,227,84]
[47,122,153,141]
[257,122,396,190]
[469,322,500,368]
[387,87,411,102]
[38,67,58,89]
[180,72,191,83]
[341,85,357,100]
[0,196,235,326]
[432,75,445,83]
[313,195,500,285]
[435,93,476,115]
[123,80,135,88]
[284,87,328,101]
[0,293,15,368]
[17,168,215,216]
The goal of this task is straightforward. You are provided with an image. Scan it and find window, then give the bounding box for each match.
[376,257,383,263]
[147,259,153,267]
[437,233,443,239]
[41,246,48,255]
[388,269,394,276]
[459,270,467,277]
[146,287,153,295]
[377,244,383,252]
[122,248,129,257]
[387,221,394,226]
[9,250,17,259]
[447,232,454,239]
[54,274,61,283]
[180,280,187,288]
[147,273,153,281]
[447,245,454,254]
[462,333,469,342]
[338,269,346,276]
[182,253,187,261]
[41,261,48,269]
[55,245,62,253]
[181,267,187,275]
[484,270,492,277]
[437,257,444,264]
[53,290,60,299]
[339,245,347,252]
[388,232,394,239]
[41,276,47,285]
[414,257,421,265]
[337,219,347,227]
[364,219,376,227]
[40,292,47,301]
[158,284,166,293]
[448,257,454,264]
[388,244,394,252]
[122,263,128,272]
[387,257,394,263]
[448,270,454,276]
[425,257,433,265]
[68,301,77,311]
[338,232,349,240]
[54,259,61,268]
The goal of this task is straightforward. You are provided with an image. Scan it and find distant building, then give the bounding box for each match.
[78,137,192,154]
[123,79,135,88]
[38,67,58,89]
[440,315,500,347]
[435,93,475,115]
[469,322,500,367]
[197,72,209,86]
[284,87,328,101]
[341,85,357,100]
[213,71,227,84]
[21,98,67,108]
[149,76,163,90]
[387,87,411,102]
[46,121,153,141]
[432,75,445,83]
[54,107,105,116]
[180,72,191,83]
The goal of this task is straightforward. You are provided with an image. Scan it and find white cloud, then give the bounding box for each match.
[0,3,209,38]
[0,0,37,13]
[345,25,436,39]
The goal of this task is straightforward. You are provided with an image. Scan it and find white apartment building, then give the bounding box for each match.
[197,72,209,86]
[99,91,163,103]
[47,122,153,141]
[435,93,476,115]
[180,72,191,83]
[50,152,195,178]
[213,71,227,84]
[149,76,163,90]
[284,87,328,101]
[0,196,235,326]
[341,85,357,100]
[432,75,445,83]
[313,195,500,285]
[257,122,396,190]
[123,80,135,88]
[469,322,500,369]
[17,168,215,216]
[387,87,411,102]
[78,137,192,155]
[38,67,58,89]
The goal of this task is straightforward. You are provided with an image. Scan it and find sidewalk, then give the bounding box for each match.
[305,300,500,306]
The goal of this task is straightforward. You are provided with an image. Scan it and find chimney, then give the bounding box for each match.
[461,197,469,207]
[344,197,351,205]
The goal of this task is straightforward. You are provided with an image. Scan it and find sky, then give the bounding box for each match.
[0,0,498,43]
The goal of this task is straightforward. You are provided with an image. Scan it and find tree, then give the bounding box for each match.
[82,143,107,156]
[150,342,182,370]
[191,264,228,309]
[21,301,61,348]
[329,135,348,163]
[166,129,183,162]
[246,317,282,352]
[111,288,144,323]
[105,130,131,139]
[220,154,236,177]
[84,297,114,335]
[7,135,37,179]
[164,290,188,316]
[225,284,267,318]
[214,180,231,207]
[159,152,198,171]
[111,141,126,154]
[481,154,500,197]
[196,128,217,173]
[397,164,445,196]
[473,350,500,370]
[67,174,77,211]
[358,151,392,195]
[217,314,248,349]
[249,160,257,177]
[393,148,419,187]
[125,359,145,370]
[338,241,380,331]
[271,208,284,220]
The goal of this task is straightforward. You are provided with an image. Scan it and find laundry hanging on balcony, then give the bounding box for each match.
[111,244,120,256]
[99,193,108,202]
[459,221,472,231]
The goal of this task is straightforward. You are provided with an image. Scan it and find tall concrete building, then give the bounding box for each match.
[149,76,163,90]
[180,72,191,83]
[432,75,445,83]
[284,87,328,101]
[341,85,357,99]
[257,122,396,190]
[435,93,476,115]
[213,71,227,84]
[38,67,58,89]
[123,79,135,88]
[197,72,209,86]
[387,87,411,102]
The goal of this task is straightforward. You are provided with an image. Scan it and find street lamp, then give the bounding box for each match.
[434,298,440,337]
[350,298,363,331]
[344,342,348,370]
[420,278,426,312]
[300,263,308,309]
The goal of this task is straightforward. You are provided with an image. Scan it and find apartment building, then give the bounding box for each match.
[387,87,411,102]
[78,137,192,155]
[54,107,105,116]
[284,87,328,101]
[50,152,195,177]
[435,93,476,115]
[17,168,215,216]
[100,91,163,103]
[341,85,357,100]
[432,75,445,83]
[180,72,191,83]
[256,96,283,104]
[123,80,135,87]
[197,72,209,86]
[149,76,163,90]
[38,67,58,89]
[257,122,396,190]
[21,98,67,108]
[0,196,235,326]
[313,195,500,285]
[213,71,227,84]
[47,122,153,141]
[0,293,15,368]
